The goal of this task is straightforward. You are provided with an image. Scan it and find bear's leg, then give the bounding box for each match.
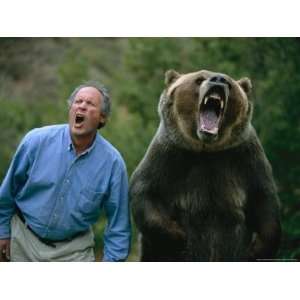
[140,235,186,262]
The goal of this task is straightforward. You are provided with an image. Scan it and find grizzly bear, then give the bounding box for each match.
[130,69,281,261]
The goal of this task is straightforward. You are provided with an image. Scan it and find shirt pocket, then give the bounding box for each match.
[77,187,107,222]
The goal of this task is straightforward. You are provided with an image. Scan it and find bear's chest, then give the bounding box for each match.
[161,151,248,224]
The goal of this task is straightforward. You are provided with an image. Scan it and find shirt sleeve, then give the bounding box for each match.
[102,158,131,262]
[0,134,32,239]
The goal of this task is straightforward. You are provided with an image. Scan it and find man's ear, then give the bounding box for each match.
[165,69,180,86]
[238,77,252,95]
[98,114,107,129]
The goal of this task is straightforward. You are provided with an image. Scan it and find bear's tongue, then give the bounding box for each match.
[200,108,219,133]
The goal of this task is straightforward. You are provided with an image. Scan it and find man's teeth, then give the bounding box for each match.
[75,114,85,124]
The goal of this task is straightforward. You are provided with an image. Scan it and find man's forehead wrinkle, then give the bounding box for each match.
[76,87,102,100]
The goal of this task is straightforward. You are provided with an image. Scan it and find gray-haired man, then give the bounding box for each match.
[0,82,131,262]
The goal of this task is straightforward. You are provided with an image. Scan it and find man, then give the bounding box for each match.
[0,82,131,261]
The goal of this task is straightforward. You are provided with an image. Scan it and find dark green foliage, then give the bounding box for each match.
[0,37,299,260]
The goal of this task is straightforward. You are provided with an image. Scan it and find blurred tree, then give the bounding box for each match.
[58,47,89,100]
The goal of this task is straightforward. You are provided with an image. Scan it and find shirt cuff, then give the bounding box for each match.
[102,253,126,262]
[0,232,10,240]
[0,228,11,239]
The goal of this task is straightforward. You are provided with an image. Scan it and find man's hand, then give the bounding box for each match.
[0,239,11,262]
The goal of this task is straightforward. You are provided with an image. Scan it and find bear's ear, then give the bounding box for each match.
[165,69,180,86]
[238,77,252,95]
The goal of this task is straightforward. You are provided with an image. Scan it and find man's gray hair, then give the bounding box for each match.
[68,81,111,117]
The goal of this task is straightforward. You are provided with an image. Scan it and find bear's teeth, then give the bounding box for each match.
[210,93,221,100]
[220,100,224,109]
[204,94,223,106]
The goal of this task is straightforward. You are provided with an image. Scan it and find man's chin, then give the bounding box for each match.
[70,126,96,138]
[71,125,83,134]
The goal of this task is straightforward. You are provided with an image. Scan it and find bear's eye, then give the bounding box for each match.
[195,77,204,85]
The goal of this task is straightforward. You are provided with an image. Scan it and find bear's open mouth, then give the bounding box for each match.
[199,88,225,135]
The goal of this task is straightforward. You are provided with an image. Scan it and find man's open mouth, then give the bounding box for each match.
[199,88,226,136]
[75,114,85,127]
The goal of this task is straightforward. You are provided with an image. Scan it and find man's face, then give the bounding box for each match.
[69,87,106,138]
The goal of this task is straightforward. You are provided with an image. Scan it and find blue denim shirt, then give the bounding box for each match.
[0,124,131,261]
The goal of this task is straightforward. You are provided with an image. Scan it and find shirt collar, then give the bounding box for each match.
[65,125,99,155]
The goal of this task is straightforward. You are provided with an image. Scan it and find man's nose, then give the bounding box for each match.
[77,101,87,110]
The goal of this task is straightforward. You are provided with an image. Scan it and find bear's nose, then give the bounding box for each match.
[209,75,227,84]
[208,75,231,90]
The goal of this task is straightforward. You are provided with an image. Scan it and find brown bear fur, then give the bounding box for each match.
[130,69,281,261]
